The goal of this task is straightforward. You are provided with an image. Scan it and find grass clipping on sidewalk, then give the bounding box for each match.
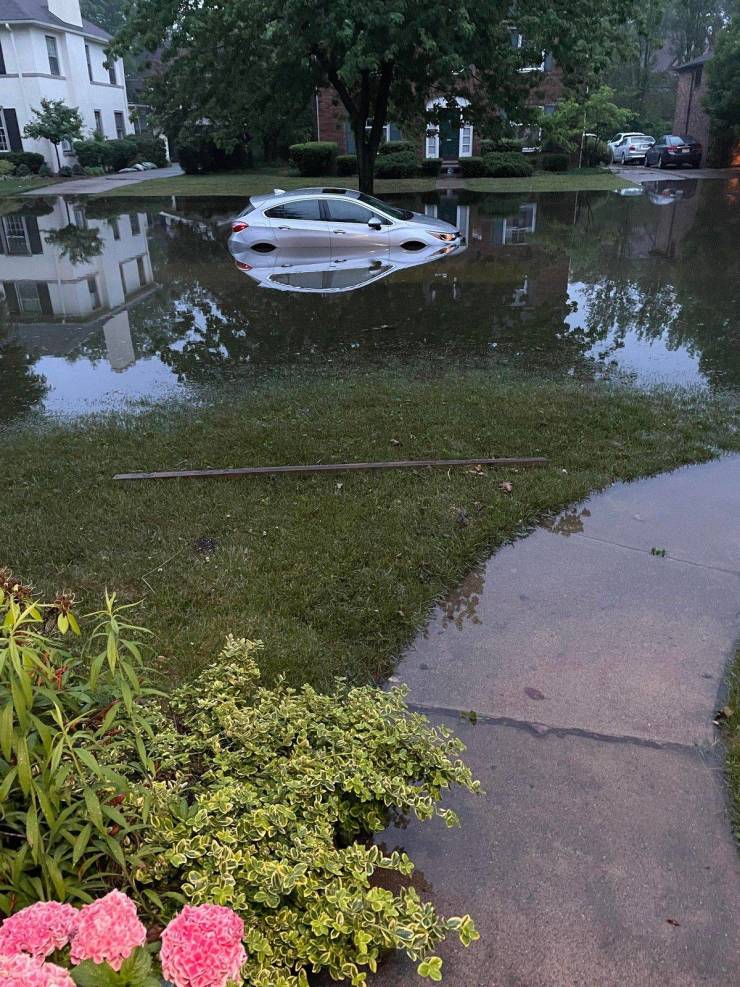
[2,366,737,690]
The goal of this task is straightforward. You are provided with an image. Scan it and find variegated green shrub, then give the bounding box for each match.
[137,636,480,985]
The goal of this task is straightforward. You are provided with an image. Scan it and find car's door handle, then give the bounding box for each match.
[332,230,346,235]
[278,226,291,230]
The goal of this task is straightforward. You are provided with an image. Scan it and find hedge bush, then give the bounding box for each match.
[481,138,525,155]
[337,153,357,176]
[375,150,417,178]
[128,134,167,168]
[140,636,479,986]
[421,157,442,176]
[459,156,486,177]
[73,138,108,168]
[0,160,14,177]
[540,152,569,172]
[0,151,45,174]
[289,141,338,175]
[178,134,248,174]
[105,138,138,172]
[378,140,416,157]
[483,152,534,177]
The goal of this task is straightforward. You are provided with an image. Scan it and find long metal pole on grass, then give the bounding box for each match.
[114,457,548,482]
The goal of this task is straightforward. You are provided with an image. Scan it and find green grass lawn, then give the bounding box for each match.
[102,167,634,197]
[0,176,59,196]
[2,366,736,692]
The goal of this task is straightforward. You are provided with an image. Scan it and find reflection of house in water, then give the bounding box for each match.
[0,199,155,372]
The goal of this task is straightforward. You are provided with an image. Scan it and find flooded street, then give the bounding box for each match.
[1,178,738,425]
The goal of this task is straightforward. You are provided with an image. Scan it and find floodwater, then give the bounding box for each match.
[1,178,738,426]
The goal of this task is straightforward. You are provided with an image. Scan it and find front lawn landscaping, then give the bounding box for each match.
[101,166,635,197]
[2,365,736,691]
[723,645,740,841]
[0,176,59,196]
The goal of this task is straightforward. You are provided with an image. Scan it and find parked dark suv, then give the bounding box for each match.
[645,135,702,169]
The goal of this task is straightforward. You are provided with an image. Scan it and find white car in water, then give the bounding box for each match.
[228,187,464,261]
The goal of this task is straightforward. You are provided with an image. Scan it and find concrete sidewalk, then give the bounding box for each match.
[374,456,740,986]
[25,163,183,196]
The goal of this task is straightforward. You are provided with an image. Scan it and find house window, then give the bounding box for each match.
[85,44,93,81]
[129,213,141,235]
[0,39,6,75]
[3,216,30,255]
[46,36,61,76]
[0,111,9,152]
[114,112,125,139]
[108,61,117,85]
[61,139,74,156]
[17,282,42,315]
[460,125,473,157]
[87,276,101,309]
[73,205,87,228]
[94,110,103,136]
[111,218,120,240]
[137,256,146,286]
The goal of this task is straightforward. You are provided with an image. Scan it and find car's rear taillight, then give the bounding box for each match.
[667,147,677,153]
[628,145,636,151]
[235,261,252,271]
[232,221,249,233]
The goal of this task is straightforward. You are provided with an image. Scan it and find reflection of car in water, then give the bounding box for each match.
[229,241,467,293]
[646,179,699,205]
[228,187,464,263]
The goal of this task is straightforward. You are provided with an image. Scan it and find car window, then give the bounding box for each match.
[326,200,378,224]
[265,199,322,221]
[665,136,683,146]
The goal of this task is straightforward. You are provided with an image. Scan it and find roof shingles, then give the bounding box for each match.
[0,0,110,40]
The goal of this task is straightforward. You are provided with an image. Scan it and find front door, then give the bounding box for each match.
[439,112,460,160]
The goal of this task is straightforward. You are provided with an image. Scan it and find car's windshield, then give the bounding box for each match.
[356,193,413,220]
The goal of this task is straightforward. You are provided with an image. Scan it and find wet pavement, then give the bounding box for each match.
[373,455,740,986]
[2,179,739,426]
[26,163,184,196]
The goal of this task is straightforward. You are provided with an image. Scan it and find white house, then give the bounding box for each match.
[0,0,130,169]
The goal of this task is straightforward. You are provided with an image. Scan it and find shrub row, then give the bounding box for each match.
[73,134,168,172]
[0,151,45,174]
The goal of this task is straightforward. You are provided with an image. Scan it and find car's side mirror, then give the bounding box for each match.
[368,218,382,231]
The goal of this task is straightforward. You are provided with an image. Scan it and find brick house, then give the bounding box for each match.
[672,54,712,164]
[314,53,563,163]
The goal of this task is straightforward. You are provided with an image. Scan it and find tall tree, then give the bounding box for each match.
[23,99,84,172]
[111,0,638,193]
[704,13,740,160]
[665,0,725,62]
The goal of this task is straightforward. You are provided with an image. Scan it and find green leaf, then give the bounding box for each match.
[16,735,32,795]
[83,786,105,831]
[72,823,93,866]
[417,957,443,981]
[0,702,13,761]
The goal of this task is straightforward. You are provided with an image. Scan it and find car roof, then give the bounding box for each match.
[249,187,362,208]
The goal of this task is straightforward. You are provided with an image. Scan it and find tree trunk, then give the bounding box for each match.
[355,131,376,195]
[54,142,61,172]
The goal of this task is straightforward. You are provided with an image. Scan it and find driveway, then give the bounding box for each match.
[25,164,184,196]
[611,163,740,183]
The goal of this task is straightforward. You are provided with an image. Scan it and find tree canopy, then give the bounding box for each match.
[23,99,84,170]
[111,0,639,191]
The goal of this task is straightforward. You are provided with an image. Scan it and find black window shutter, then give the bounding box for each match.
[25,217,43,254]
[4,110,22,152]
[38,282,53,315]
[0,41,6,75]
[3,282,19,314]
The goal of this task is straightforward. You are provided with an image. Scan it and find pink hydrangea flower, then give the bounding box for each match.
[0,953,75,987]
[160,904,246,987]
[69,890,146,972]
[0,901,78,958]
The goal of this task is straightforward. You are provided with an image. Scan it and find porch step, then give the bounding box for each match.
[440,160,462,177]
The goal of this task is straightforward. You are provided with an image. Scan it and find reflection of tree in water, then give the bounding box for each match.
[569,186,740,388]
[442,565,485,630]
[44,225,104,265]
[0,323,48,424]
[541,506,591,536]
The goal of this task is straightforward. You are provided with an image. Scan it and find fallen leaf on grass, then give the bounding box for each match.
[499,481,513,494]
[390,438,401,446]
[666,918,681,928]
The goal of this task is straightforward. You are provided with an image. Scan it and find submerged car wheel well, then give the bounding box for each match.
[400,240,427,251]
[250,242,277,253]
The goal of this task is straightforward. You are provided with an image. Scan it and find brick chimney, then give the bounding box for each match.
[47,0,83,27]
